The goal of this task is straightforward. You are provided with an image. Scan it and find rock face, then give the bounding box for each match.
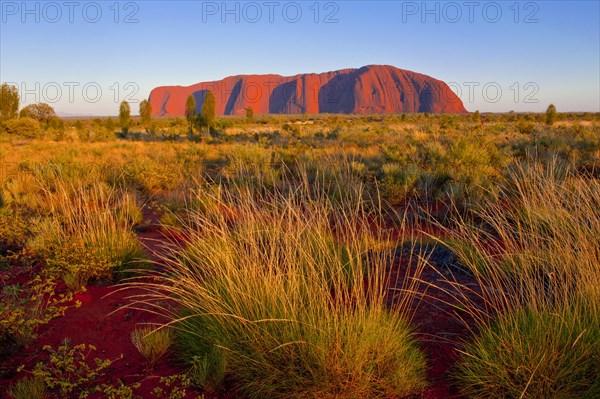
[149,65,467,116]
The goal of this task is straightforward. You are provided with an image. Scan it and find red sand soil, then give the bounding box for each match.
[149,65,468,117]
[408,264,478,399]
[1,204,479,398]
[385,242,480,399]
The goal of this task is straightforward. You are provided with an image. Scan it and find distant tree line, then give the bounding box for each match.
[0,81,579,141]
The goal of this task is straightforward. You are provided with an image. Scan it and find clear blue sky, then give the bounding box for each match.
[1,0,598,115]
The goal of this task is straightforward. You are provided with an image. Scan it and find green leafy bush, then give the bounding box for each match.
[32,341,114,397]
[1,276,76,348]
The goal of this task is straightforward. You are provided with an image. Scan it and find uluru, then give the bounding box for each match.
[149,65,468,116]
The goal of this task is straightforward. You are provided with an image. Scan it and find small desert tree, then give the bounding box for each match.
[119,101,131,134]
[245,106,254,120]
[139,100,152,130]
[195,91,217,136]
[473,110,481,125]
[201,90,216,128]
[19,103,57,126]
[0,83,19,120]
[546,104,557,126]
[185,95,196,135]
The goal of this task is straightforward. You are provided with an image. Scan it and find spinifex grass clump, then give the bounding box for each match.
[136,177,426,399]
[442,161,600,398]
[28,181,146,290]
[7,375,47,399]
[456,303,599,398]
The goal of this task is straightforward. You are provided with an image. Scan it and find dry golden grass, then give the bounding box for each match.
[1,114,599,397]
[127,172,428,399]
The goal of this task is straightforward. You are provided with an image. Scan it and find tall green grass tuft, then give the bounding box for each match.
[134,176,427,399]
[440,161,600,398]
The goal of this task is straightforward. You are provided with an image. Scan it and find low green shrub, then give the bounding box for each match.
[380,162,420,204]
[3,117,43,138]
[0,208,29,255]
[0,276,76,348]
